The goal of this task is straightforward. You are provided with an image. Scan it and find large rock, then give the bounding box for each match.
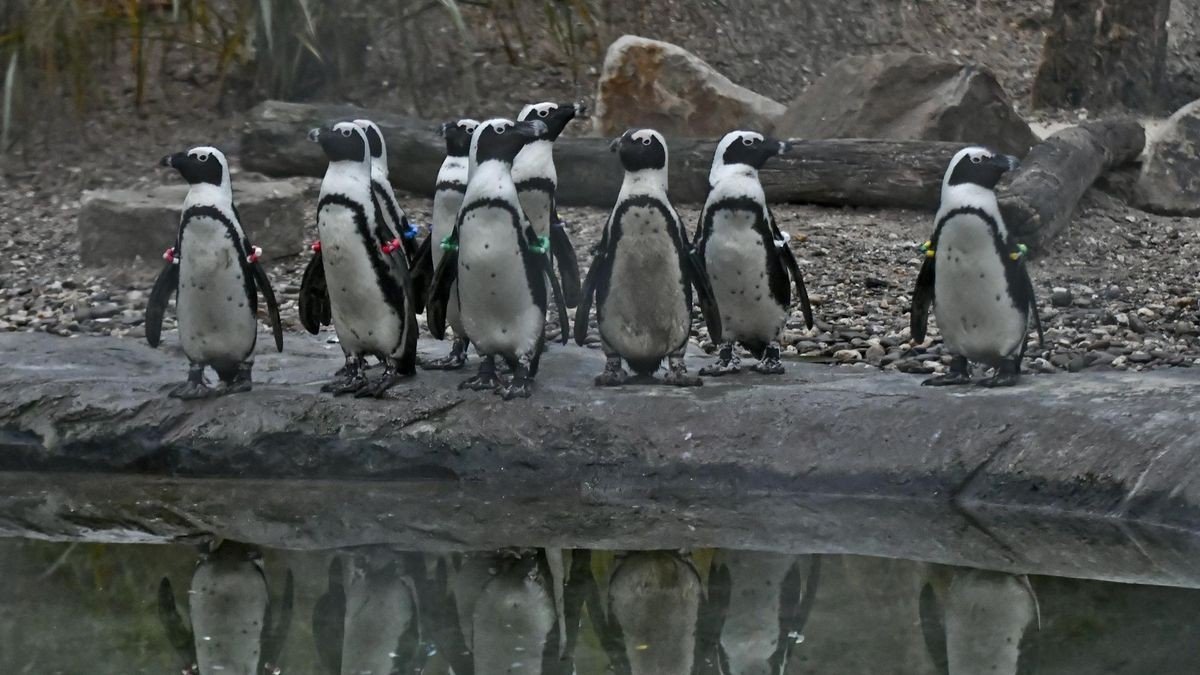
[1135,98,1200,216]
[592,35,786,137]
[773,53,1039,157]
[77,177,313,268]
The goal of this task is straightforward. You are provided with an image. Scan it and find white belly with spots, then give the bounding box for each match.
[190,561,268,675]
[705,211,785,343]
[177,216,257,367]
[600,205,690,361]
[318,203,402,357]
[433,188,466,335]
[935,214,1026,362]
[340,558,417,675]
[517,188,553,238]
[471,567,555,675]
[456,205,543,358]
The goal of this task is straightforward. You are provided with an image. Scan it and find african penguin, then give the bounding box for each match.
[695,130,814,377]
[911,146,1043,387]
[919,570,1039,675]
[427,118,570,400]
[421,118,480,371]
[156,541,294,675]
[575,128,721,387]
[299,121,420,397]
[603,551,702,675]
[513,101,584,308]
[146,146,283,400]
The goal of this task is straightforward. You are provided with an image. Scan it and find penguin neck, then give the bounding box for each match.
[321,160,372,200]
[939,183,1006,236]
[619,168,669,199]
[466,159,517,199]
[437,154,470,183]
[512,140,556,184]
[708,164,761,194]
[370,156,389,183]
[184,181,233,210]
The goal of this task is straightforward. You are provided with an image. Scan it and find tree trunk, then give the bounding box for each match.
[1032,0,1172,112]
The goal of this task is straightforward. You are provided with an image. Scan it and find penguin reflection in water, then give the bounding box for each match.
[299,121,421,398]
[145,147,283,399]
[695,130,814,376]
[576,129,722,386]
[427,118,571,400]
[157,540,294,675]
[911,146,1043,387]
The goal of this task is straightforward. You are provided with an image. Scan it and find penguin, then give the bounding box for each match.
[157,541,294,675]
[298,121,420,398]
[574,128,721,387]
[599,551,703,675]
[513,101,584,308]
[911,146,1043,387]
[427,118,570,400]
[312,548,423,675]
[694,130,814,376]
[145,146,283,400]
[353,118,428,311]
[697,551,820,675]
[420,118,480,371]
[919,569,1039,675]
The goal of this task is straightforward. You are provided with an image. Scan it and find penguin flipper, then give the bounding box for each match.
[779,243,815,330]
[1016,263,1044,349]
[312,557,346,675]
[696,559,732,675]
[574,248,607,347]
[549,211,582,308]
[919,581,950,675]
[911,256,936,343]
[250,260,284,352]
[775,555,821,671]
[145,261,179,349]
[156,577,197,667]
[427,234,459,341]
[383,247,422,373]
[259,569,295,674]
[687,248,723,343]
[299,251,332,335]
[545,257,571,345]
[408,231,433,315]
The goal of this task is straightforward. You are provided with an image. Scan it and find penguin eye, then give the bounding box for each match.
[340,128,352,137]
[194,153,209,163]
[641,137,652,146]
[970,155,983,164]
[537,109,550,118]
[495,124,508,134]
[741,137,755,146]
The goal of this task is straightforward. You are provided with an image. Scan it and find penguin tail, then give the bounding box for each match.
[744,340,768,361]
[627,356,663,378]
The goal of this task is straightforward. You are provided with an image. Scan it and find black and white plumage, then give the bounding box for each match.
[575,128,721,387]
[599,551,703,675]
[513,101,584,308]
[420,118,479,371]
[911,146,1043,387]
[427,118,569,400]
[694,130,814,377]
[299,122,420,398]
[146,146,283,400]
[157,541,294,675]
[919,570,1039,675]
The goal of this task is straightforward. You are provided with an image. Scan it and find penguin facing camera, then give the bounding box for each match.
[575,128,722,387]
[911,146,1043,387]
[694,130,815,376]
[299,121,421,398]
[146,146,283,399]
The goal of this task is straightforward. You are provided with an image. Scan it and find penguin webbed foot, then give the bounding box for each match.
[978,361,1020,388]
[750,343,785,375]
[322,357,369,395]
[922,356,972,387]
[663,355,702,387]
[594,356,629,387]
[499,378,534,400]
[699,343,741,377]
[459,357,501,391]
[169,380,215,400]
[217,363,253,395]
[421,340,469,371]
[354,359,406,399]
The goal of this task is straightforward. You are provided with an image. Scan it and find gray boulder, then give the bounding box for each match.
[772,52,1039,157]
[592,35,786,137]
[1135,98,1200,216]
[78,177,313,268]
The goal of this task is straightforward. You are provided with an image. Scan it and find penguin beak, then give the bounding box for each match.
[1003,154,1020,172]
[159,152,184,169]
[307,128,322,143]
[572,101,589,119]
[609,137,622,152]
[438,121,452,138]
[771,139,792,155]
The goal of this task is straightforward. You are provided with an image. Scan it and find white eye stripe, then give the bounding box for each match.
[641,137,652,146]
[192,152,210,162]
[970,155,983,164]
[741,137,755,146]
[495,124,508,134]
[340,128,352,137]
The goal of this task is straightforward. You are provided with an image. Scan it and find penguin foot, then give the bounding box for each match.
[220,379,253,395]
[978,371,1020,388]
[700,360,741,376]
[921,372,973,386]
[663,371,703,387]
[594,369,630,386]
[169,381,215,400]
[354,373,403,399]
[323,374,369,396]
[459,373,501,391]
[421,352,468,371]
[751,359,785,375]
[500,379,534,400]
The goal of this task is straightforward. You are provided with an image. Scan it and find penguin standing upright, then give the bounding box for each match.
[575,129,721,387]
[600,551,703,675]
[145,147,283,399]
[919,569,1039,675]
[421,118,480,370]
[298,122,420,397]
[427,118,570,400]
[911,146,1043,387]
[513,101,584,308]
[695,130,814,376]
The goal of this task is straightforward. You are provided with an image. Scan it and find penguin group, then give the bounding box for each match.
[147,104,1044,400]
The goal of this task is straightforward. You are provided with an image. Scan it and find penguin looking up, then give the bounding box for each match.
[145,146,283,399]
[911,146,1043,387]
[513,101,585,309]
[299,121,420,397]
[574,129,721,387]
[420,118,480,371]
[426,118,570,400]
[354,118,428,310]
[695,130,814,377]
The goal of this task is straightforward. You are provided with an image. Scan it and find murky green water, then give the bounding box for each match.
[2,538,1199,674]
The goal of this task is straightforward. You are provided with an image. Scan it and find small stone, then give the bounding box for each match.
[1128,352,1153,364]
[896,359,935,374]
[864,341,886,361]
[1050,287,1072,307]
[834,349,862,363]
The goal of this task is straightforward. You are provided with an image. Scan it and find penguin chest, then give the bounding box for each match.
[189,562,268,675]
[456,205,543,357]
[600,208,690,360]
[517,187,553,238]
[609,553,701,675]
[718,552,797,674]
[705,212,786,343]
[340,565,417,675]
[176,216,256,366]
[934,215,1026,361]
[318,204,402,356]
[471,567,555,675]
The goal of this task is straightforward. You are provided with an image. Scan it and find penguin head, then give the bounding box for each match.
[516,101,585,141]
[711,130,789,183]
[441,118,480,157]
[353,119,387,163]
[611,128,668,174]
[470,118,550,166]
[309,122,370,164]
[944,146,1020,192]
[159,146,229,188]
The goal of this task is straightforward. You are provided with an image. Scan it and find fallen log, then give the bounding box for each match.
[997,118,1146,251]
